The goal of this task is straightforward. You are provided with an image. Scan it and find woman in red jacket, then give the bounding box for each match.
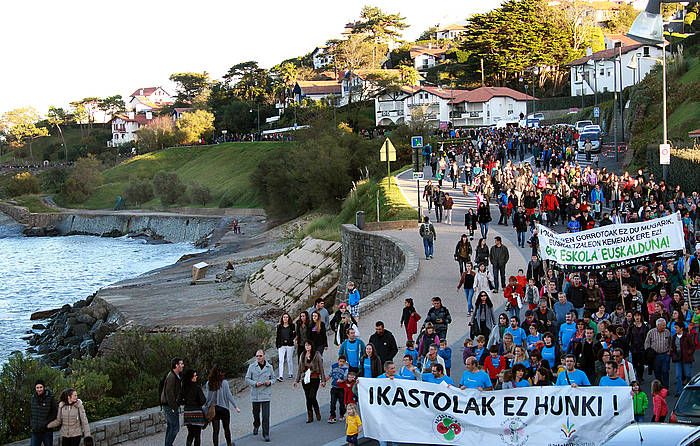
[504,276,524,320]
[400,298,421,342]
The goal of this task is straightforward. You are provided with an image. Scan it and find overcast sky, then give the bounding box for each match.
[0,0,504,115]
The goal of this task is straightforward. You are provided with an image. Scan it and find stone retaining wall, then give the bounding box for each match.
[364,219,418,231]
[338,224,419,314]
[8,407,165,446]
[0,203,63,227]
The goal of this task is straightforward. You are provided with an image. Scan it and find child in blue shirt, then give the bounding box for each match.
[438,339,452,377]
[329,357,350,423]
[404,340,419,367]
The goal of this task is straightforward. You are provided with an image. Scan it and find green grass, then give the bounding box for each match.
[667,99,700,135]
[65,142,286,209]
[303,168,418,241]
[679,56,700,85]
[9,195,56,213]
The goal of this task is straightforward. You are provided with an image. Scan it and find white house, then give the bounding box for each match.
[567,36,665,96]
[126,87,173,112]
[171,107,194,121]
[435,24,467,40]
[448,87,534,127]
[374,86,535,128]
[410,45,447,72]
[339,69,418,106]
[108,111,154,147]
[311,46,333,70]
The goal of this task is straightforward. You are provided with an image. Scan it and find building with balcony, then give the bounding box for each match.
[109,111,154,147]
[374,86,535,128]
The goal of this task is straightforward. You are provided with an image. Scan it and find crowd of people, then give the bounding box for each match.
[27,124,700,445]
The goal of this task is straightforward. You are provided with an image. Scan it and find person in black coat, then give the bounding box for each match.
[180,369,206,446]
[464,209,477,239]
[368,321,398,363]
[454,234,473,274]
[30,380,57,446]
[306,311,328,356]
[358,343,383,378]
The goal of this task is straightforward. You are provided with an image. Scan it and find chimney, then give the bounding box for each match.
[139,88,144,96]
[145,111,153,120]
[585,47,593,56]
[428,42,432,49]
[128,111,135,119]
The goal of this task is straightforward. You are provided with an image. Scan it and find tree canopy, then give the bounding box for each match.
[169,72,211,105]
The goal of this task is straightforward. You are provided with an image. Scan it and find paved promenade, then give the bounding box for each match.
[129,168,527,446]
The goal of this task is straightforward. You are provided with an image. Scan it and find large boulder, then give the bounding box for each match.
[72,323,90,338]
[79,339,96,357]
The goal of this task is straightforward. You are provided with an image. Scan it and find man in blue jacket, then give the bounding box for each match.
[338,328,366,373]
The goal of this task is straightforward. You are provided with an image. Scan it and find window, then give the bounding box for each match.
[607,69,612,77]
[599,68,605,76]
[643,47,650,57]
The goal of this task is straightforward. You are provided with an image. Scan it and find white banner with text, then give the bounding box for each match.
[358,378,633,446]
[536,213,685,271]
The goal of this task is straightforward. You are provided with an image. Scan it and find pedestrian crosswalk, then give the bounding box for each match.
[575,151,598,167]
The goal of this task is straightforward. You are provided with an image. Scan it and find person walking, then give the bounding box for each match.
[30,380,57,446]
[161,357,184,446]
[307,311,328,356]
[338,327,365,373]
[423,180,434,211]
[474,238,490,268]
[444,193,454,225]
[651,379,669,422]
[513,206,528,248]
[275,313,296,381]
[368,321,399,363]
[457,263,476,315]
[295,311,310,357]
[425,297,452,341]
[419,216,437,260]
[245,350,274,442]
[670,322,695,396]
[47,388,90,446]
[205,366,241,446]
[645,318,672,389]
[400,298,421,342]
[181,369,207,446]
[470,291,497,340]
[477,202,491,239]
[294,341,327,423]
[464,208,477,240]
[433,186,444,223]
[346,282,361,319]
[344,403,362,446]
[454,234,472,274]
[490,236,510,293]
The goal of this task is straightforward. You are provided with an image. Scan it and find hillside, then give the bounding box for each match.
[0,125,111,163]
[67,142,286,209]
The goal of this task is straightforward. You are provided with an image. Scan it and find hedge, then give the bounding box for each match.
[646,145,700,192]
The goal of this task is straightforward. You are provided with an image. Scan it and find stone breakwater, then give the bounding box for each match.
[27,294,123,369]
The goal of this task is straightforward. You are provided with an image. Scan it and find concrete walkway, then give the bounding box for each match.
[129,169,529,446]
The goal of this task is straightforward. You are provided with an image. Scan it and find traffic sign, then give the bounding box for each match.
[660,143,671,165]
[411,136,423,148]
[379,138,397,162]
[412,172,424,180]
[593,107,600,118]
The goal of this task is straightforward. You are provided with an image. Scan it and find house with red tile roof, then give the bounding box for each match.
[436,24,468,40]
[410,45,448,72]
[375,85,536,127]
[127,86,173,112]
[108,111,155,147]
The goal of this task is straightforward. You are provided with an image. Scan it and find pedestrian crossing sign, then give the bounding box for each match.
[411,136,423,148]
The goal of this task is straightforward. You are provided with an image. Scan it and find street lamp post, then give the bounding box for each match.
[627,0,678,182]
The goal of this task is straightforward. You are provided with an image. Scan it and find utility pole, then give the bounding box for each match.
[613,57,618,163]
[618,45,625,141]
[662,36,668,182]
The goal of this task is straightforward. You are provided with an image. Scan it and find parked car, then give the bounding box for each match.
[575,120,593,132]
[583,124,602,133]
[671,373,700,425]
[578,131,601,153]
[527,113,545,120]
[601,423,700,446]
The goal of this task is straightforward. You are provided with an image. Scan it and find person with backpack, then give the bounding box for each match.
[30,380,57,446]
[161,357,185,446]
[204,365,240,446]
[419,216,437,260]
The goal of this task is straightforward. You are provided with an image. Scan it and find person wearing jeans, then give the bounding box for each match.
[645,319,671,390]
[457,263,475,314]
[489,237,509,292]
[161,358,184,446]
[671,323,695,396]
[420,217,436,260]
[245,350,275,442]
[294,341,327,423]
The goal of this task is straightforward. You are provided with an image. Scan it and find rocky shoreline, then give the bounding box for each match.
[26,294,122,369]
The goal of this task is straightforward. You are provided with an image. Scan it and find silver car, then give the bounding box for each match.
[601,423,700,446]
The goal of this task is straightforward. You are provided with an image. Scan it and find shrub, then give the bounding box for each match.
[39,168,68,194]
[152,171,186,206]
[0,353,70,443]
[189,182,212,207]
[123,177,154,206]
[647,146,700,192]
[63,155,103,203]
[7,172,40,196]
